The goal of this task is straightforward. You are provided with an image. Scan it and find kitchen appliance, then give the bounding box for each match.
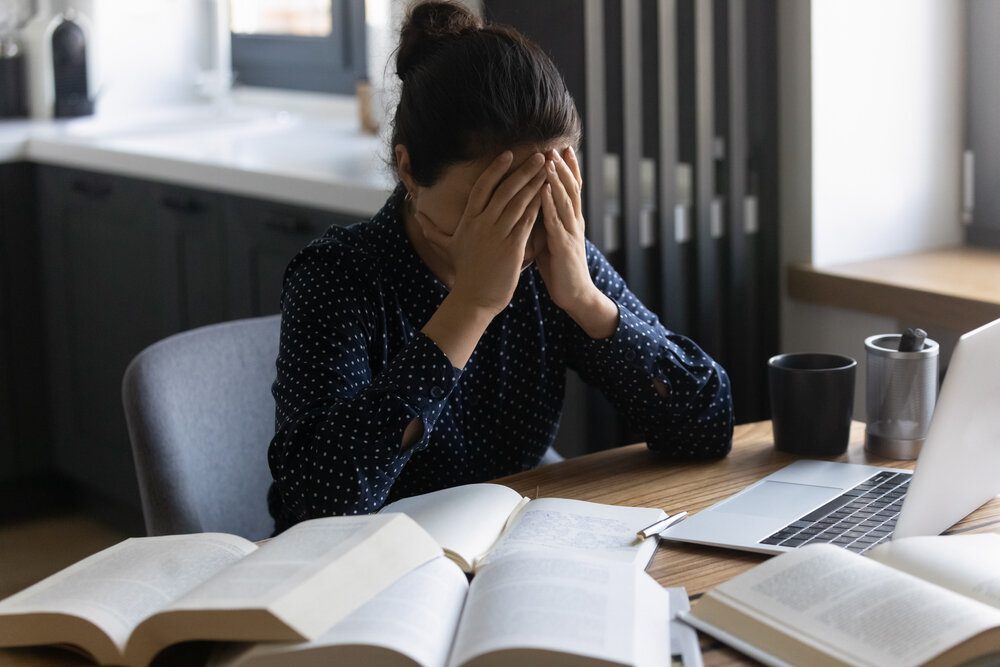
[50,10,92,116]
[21,0,96,118]
[0,38,27,117]
[0,0,36,117]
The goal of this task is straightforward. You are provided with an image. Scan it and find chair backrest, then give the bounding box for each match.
[122,315,280,540]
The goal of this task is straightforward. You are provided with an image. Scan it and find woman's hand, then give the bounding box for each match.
[537,147,619,339]
[416,151,545,318]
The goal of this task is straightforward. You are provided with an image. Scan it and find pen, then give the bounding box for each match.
[636,512,688,541]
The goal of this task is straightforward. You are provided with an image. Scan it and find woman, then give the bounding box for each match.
[267,1,733,533]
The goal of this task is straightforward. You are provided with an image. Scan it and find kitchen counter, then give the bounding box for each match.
[0,103,394,216]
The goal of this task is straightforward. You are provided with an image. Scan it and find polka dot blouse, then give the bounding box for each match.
[267,189,734,533]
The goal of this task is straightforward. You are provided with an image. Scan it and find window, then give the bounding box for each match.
[230,0,366,95]
[231,0,333,36]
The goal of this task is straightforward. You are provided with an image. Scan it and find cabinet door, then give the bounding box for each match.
[39,167,172,513]
[0,163,43,482]
[226,197,360,317]
[153,184,228,329]
[39,169,232,518]
[0,166,17,480]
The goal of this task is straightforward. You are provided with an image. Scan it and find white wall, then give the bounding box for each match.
[810,0,965,266]
[779,0,967,419]
[91,0,213,113]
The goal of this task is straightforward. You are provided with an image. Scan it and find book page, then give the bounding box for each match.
[476,497,665,571]
[708,544,1000,667]
[868,534,1000,609]
[134,513,441,655]
[632,574,672,667]
[163,516,372,608]
[211,557,469,667]
[448,553,640,667]
[379,484,526,571]
[0,534,255,653]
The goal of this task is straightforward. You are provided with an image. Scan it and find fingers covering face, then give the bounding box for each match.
[499,168,547,235]
[466,151,514,217]
[551,149,582,219]
[545,157,578,229]
[462,148,579,240]
[512,192,542,245]
[484,153,546,223]
[563,146,583,188]
[541,182,560,234]
[415,210,451,248]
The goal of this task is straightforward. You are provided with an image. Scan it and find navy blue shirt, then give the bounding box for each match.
[268,190,733,532]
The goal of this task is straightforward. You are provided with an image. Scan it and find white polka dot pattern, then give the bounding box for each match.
[267,190,734,533]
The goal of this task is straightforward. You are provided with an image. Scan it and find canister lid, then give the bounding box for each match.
[864,334,939,359]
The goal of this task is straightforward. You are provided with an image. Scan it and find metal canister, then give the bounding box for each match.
[864,334,939,460]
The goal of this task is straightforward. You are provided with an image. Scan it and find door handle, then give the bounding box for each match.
[264,214,315,235]
[70,179,112,199]
[160,194,206,215]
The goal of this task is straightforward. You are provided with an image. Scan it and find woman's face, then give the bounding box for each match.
[397,142,570,267]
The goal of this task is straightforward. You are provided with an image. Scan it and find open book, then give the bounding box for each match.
[378,483,667,573]
[683,534,1000,667]
[210,551,671,667]
[0,514,441,667]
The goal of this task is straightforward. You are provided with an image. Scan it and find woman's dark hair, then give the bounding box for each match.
[391,0,581,187]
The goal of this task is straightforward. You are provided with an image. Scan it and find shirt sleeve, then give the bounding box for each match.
[267,245,460,525]
[565,241,734,458]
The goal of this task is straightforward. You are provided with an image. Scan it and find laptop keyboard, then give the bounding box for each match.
[758,470,911,554]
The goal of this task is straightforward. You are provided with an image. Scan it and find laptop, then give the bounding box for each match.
[661,317,1000,555]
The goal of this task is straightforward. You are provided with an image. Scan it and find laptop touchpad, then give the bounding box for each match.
[714,481,841,519]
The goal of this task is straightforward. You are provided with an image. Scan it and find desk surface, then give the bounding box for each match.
[3,421,998,667]
[787,246,1000,331]
[494,420,1000,666]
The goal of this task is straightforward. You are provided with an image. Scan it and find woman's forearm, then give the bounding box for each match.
[564,287,619,340]
[421,293,496,369]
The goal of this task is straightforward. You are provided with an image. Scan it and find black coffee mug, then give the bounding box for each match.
[768,353,857,456]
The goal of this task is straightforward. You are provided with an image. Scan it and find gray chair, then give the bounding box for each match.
[123,314,564,541]
[123,315,281,541]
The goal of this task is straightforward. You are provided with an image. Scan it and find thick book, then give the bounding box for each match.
[378,483,668,573]
[0,514,441,667]
[209,551,671,667]
[683,534,1000,667]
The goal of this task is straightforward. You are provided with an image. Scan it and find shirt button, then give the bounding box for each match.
[625,350,637,362]
[430,385,444,399]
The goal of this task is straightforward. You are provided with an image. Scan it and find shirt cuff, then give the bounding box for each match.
[581,299,664,373]
[369,331,462,447]
[575,299,679,419]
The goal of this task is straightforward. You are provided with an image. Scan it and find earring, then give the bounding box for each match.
[404,190,414,202]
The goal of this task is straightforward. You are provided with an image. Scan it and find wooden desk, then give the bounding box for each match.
[787,246,1000,331]
[3,421,997,667]
[494,420,1000,666]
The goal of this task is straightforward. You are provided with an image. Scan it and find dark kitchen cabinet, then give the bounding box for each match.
[37,167,228,520]
[0,162,47,485]
[226,196,357,317]
[34,164,361,525]
[38,166,150,515]
[153,184,229,328]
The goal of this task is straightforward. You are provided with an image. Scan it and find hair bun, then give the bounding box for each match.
[396,1,483,79]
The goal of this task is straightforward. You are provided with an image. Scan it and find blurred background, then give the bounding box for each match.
[0,0,997,596]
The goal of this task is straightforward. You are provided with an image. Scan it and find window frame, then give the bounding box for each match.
[230,0,367,95]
